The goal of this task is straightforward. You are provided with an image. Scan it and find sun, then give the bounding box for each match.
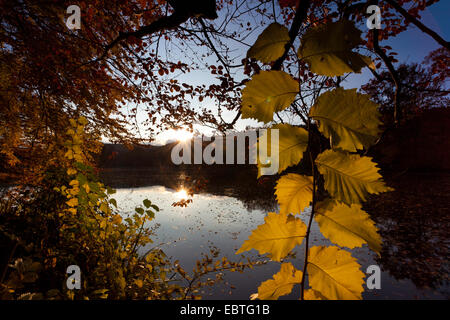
[157,128,196,145]
[174,188,189,200]
[174,129,194,142]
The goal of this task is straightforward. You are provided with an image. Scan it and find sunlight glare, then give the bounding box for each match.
[175,129,194,142]
[174,188,189,200]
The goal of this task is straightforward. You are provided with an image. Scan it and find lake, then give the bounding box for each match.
[101,168,449,300]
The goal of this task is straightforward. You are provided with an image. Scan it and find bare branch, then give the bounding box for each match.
[372,28,402,124]
[384,0,449,50]
[272,0,311,70]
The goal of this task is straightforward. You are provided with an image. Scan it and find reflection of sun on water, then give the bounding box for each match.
[174,188,189,200]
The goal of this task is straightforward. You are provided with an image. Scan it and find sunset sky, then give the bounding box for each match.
[139,1,449,145]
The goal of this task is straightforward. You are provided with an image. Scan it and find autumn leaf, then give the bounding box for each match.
[257,263,302,300]
[316,150,392,205]
[236,212,307,261]
[69,179,79,187]
[310,88,382,152]
[303,289,326,300]
[143,199,152,208]
[99,202,109,214]
[65,150,74,160]
[112,214,122,225]
[257,124,308,177]
[78,116,88,126]
[275,173,313,215]
[298,20,374,76]
[241,71,298,123]
[134,279,143,288]
[66,198,78,207]
[249,293,259,300]
[307,246,365,300]
[109,198,118,208]
[247,23,290,63]
[315,199,382,254]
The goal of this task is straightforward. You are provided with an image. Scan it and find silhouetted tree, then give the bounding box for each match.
[362,57,449,125]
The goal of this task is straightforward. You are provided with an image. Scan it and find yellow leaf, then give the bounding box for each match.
[67,208,77,215]
[303,289,326,300]
[99,202,109,214]
[249,293,259,300]
[257,124,308,177]
[316,150,392,205]
[78,116,88,126]
[76,125,84,134]
[66,198,78,207]
[275,173,313,215]
[257,263,302,300]
[247,23,290,63]
[307,246,365,300]
[64,150,74,160]
[310,88,381,152]
[241,71,298,123]
[236,212,306,261]
[298,20,373,76]
[74,154,83,162]
[72,145,82,154]
[83,183,90,193]
[134,279,143,288]
[67,168,77,176]
[72,136,82,145]
[112,214,122,225]
[315,200,382,254]
[68,187,79,196]
[69,180,79,186]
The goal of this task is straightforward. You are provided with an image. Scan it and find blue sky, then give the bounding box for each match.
[131,1,450,145]
[346,0,449,89]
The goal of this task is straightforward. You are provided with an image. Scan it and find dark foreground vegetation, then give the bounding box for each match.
[1,0,449,300]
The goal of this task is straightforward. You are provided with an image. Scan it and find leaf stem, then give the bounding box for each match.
[300,117,317,300]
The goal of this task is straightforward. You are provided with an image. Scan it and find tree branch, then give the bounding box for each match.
[384,0,450,50]
[300,117,317,300]
[101,0,219,61]
[372,28,402,124]
[198,18,231,75]
[100,12,191,61]
[272,0,311,70]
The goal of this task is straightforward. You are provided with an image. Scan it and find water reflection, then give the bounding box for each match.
[100,167,278,212]
[174,188,189,200]
[101,169,449,299]
[364,173,450,296]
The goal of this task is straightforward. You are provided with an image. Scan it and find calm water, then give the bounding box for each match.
[102,168,449,300]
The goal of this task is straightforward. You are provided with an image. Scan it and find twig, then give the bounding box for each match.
[198,18,231,75]
[300,117,317,300]
[372,27,402,124]
[100,13,190,62]
[272,0,311,70]
[1,242,18,284]
[384,0,449,50]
